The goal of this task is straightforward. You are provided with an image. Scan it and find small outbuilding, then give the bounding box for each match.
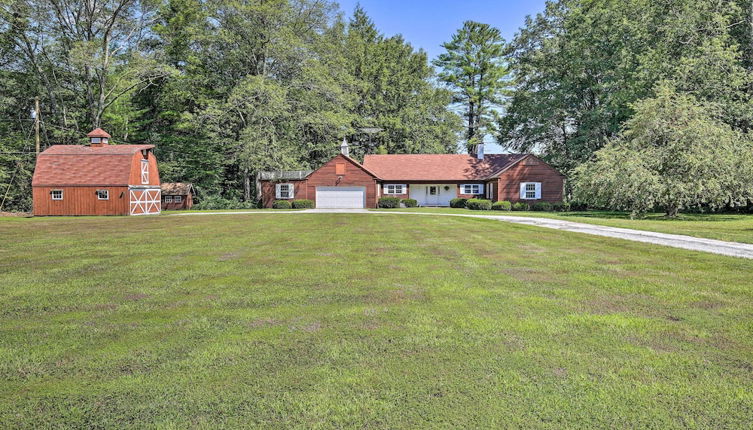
[161,182,195,210]
[32,128,162,216]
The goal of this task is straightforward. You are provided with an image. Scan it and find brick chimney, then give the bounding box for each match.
[87,128,111,147]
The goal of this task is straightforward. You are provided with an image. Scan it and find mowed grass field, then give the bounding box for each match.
[385,208,753,244]
[1,213,752,428]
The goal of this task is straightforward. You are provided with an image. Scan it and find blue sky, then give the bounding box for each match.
[336,0,547,60]
[336,0,548,153]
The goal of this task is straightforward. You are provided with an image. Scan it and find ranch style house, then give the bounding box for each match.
[258,141,564,209]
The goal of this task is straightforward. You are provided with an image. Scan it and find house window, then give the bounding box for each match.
[51,190,63,200]
[174,195,182,203]
[384,184,406,194]
[164,196,173,203]
[335,163,346,175]
[141,160,149,184]
[96,190,109,200]
[461,184,483,195]
[275,183,294,199]
[520,182,542,200]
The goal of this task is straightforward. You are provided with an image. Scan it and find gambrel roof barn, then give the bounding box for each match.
[32,128,162,216]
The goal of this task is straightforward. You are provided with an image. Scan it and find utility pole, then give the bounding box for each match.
[34,97,40,155]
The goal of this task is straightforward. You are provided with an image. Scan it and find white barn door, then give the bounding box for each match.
[129,188,161,215]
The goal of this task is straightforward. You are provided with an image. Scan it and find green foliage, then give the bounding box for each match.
[192,195,255,210]
[551,202,570,212]
[378,196,401,208]
[466,198,492,210]
[292,199,314,209]
[401,198,418,208]
[500,0,753,175]
[573,84,753,217]
[434,21,511,152]
[272,200,292,209]
[532,202,553,212]
[492,200,512,211]
[450,198,467,208]
[512,202,529,211]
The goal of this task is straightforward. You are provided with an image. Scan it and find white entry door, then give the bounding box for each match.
[316,186,365,208]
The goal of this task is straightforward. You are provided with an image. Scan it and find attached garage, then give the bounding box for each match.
[315,186,365,208]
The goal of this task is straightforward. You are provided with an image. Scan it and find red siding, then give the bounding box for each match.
[305,155,379,208]
[33,186,130,216]
[496,156,564,203]
[162,193,193,210]
[128,151,160,186]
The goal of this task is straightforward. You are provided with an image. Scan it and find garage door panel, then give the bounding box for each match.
[316,186,365,208]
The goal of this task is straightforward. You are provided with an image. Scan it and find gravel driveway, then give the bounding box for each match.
[173,209,753,259]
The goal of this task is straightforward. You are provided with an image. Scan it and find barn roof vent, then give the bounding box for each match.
[87,128,111,147]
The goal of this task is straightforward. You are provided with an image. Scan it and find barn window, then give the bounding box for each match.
[460,184,483,195]
[384,184,406,194]
[174,196,182,203]
[141,160,149,184]
[51,190,63,200]
[520,182,541,200]
[275,183,294,199]
[96,190,109,200]
[164,196,173,203]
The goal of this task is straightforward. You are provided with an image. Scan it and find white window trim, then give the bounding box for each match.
[96,190,109,200]
[520,182,542,200]
[275,183,295,199]
[383,184,407,195]
[51,190,63,200]
[140,160,149,184]
[164,196,173,203]
[174,195,182,203]
[460,184,484,195]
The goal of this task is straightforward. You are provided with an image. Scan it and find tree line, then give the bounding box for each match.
[2,0,753,216]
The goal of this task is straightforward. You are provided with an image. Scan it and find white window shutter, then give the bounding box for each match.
[289,184,294,198]
[520,183,526,199]
[275,184,282,199]
[479,184,484,194]
[535,183,542,199]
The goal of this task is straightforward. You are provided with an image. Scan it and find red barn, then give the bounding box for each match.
[32,128,162,216]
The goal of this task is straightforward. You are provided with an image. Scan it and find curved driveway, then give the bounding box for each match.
[173,209,753,259]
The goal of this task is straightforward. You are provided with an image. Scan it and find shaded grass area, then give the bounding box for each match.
[380,208,753,244]
[1,214,752,428]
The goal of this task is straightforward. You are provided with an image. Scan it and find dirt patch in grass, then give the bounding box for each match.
[499,267,550,283]
[124,293,149,301]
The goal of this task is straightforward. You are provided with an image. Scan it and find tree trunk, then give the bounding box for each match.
[665,205,679,218]
[244,169,251,202]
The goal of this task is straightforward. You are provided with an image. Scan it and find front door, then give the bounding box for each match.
[426,186,439,205]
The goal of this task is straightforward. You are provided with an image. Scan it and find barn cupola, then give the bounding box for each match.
[87,128,111,147]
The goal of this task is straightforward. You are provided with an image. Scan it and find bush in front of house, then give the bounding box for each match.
[532,202,553,211]
[378,196,401,208]
[272,200,292,209]
[292,199,314,209]
[492,200,512,211]
[551,202,570,212]
[512,202,529,211]
[193,195,255,210]
[466,198,492,210]
[401,198,418,207]
[450,198,467,208]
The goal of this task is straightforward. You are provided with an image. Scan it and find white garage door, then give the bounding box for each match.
[316,186,365,208]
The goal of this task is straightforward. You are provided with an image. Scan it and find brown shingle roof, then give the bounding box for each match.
[86,128,111,138]
[361,153,529,181]
[161,182,194,195]
[32,144,154,186]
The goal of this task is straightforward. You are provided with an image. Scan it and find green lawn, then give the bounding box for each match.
[1,214,752,428]
[381,207,753,244]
